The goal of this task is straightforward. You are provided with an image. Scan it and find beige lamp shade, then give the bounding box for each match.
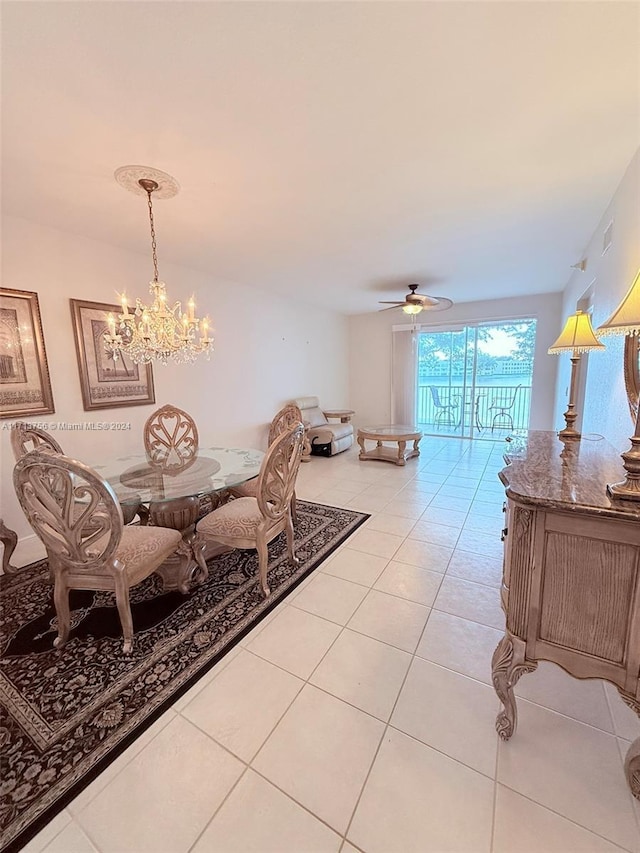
[548,310,606,355]
[596,269,640,337]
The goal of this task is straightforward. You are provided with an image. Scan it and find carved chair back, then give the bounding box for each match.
[13,451,123,574]
[10,422,63,461]
[256,422,304,522]
[144,404,199,470]
[268,404,303,446]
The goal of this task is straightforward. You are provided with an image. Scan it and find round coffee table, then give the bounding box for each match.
[357,425,423,466]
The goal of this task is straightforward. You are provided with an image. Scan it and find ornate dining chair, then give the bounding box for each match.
[229,404,303,522]
[10,422,63,459]
[10,422,146,526]
[196,422,305,597]
[144,404,199,470]
[13,450,184,653]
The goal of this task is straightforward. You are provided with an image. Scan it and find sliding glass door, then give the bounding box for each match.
[416,319,536,439]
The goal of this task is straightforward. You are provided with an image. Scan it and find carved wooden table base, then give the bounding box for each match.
[146,490,234,593]
[148,496,210,594]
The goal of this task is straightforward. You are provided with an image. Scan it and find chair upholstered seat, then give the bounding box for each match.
[197,496,263,538]
[114,526,182,582]
[323,422,353,441]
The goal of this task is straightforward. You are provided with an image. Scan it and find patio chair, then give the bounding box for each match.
[429,386,459,429]
[13,450,184,653]
[488,385,522,433]
[196,423,304,598]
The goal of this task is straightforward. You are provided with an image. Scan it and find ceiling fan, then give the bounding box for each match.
[378,284,453,315]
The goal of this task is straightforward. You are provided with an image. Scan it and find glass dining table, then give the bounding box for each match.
[92,446,264,593]
[96,446,264,508]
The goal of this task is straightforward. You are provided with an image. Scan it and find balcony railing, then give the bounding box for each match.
[416,384,532,435]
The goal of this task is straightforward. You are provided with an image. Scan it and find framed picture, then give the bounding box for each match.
[70,299,155,411]
[0,288,55,419]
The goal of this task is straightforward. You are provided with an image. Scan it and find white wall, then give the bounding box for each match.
[1,216,349,547]
[348,292,562,430]
[555,148,640,450]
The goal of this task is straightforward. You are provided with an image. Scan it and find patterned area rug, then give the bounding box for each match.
[0,501,368,852]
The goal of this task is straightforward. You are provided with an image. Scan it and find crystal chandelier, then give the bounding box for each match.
[105,166,213,365]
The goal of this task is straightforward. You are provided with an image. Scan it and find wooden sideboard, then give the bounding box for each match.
[492,430,640,800]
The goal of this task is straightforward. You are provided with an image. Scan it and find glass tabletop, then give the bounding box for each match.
[361,425,421,435]
[93,446,264,506]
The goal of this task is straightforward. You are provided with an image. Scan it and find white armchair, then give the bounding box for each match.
[292,396,354,456]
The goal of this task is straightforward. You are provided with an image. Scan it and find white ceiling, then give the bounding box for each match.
[2,1,639,314]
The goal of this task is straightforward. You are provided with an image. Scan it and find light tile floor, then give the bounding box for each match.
[23,438,640,853]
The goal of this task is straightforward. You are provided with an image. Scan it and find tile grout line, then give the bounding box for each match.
[495,778,638,853]
[338,632,420,849]
[185,766,251,853]
[332,440,494,849]
[66,815,104,853]
[184,622,369,847]
[69,707,179,817]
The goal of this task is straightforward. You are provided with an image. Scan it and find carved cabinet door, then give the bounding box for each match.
[531,510,640,690]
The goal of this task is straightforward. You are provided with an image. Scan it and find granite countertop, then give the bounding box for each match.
[499,430,640,521]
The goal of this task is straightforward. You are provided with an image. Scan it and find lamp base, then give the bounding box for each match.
[607,477,640,502]
[607,434,640,502]
[557,427,581,441]
[559,363,580,440]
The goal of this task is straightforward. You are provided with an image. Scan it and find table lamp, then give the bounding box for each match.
[548,309,605,440]
[596,268,640,500]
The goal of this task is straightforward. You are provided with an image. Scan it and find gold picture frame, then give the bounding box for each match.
[0,288,55,419]
[70,298,155,411]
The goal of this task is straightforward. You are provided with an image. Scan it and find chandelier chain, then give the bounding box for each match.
[106,166,213,364]
[146,189,160,282]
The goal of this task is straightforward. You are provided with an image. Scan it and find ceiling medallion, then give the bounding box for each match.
[114,165,180,199]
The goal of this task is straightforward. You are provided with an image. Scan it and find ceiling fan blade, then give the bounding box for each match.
[378,304,405,312]
[422,297,454,311]
[378,301,405,305]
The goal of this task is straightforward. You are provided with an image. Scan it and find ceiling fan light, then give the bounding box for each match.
[402,303,423,315]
